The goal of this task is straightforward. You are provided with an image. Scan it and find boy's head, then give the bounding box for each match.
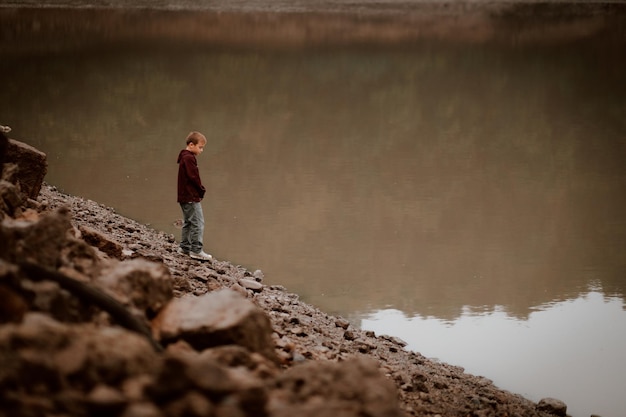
[185,131,207,156]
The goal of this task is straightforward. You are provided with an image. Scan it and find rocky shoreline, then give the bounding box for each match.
[40,183,568,417]
[0,129,573,416]
[2,3,624,416]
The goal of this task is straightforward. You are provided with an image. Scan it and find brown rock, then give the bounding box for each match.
[148,350,267,417]
[19,271,100,323]
[0,260,28,323]
[0,130,7,170]
[79,224,124,259]
[0,312,160,413]
[87,384,127,414]
[343,330,357,341]
[0,179,25,217]
[163,390,214,417]
[121,402,164,417]
[198,345,278,378]
[153,289,278,363]
[335,317,350,329]
[268,356,403,417]
[0,207,73,267]
[96,258,173,316]
[5,138,47,199]
[0,285,28,323]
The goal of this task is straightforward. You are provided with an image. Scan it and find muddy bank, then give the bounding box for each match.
[0,132,572,416]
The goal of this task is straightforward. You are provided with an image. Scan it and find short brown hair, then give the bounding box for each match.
[186,131,207,145]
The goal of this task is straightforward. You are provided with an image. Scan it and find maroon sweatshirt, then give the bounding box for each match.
[177,149,206,203]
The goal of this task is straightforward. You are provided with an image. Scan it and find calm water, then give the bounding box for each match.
[2,7,626,417]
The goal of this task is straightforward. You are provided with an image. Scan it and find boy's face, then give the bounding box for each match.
[187,140,206,156]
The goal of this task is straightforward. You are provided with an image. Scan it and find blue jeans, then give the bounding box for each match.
[180,202,204,253]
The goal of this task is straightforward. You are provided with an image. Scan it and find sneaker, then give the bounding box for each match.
[190,251,213,261]
[177,247,189,255]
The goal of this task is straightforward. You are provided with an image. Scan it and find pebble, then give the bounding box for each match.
[239,278,263,291]
[253,269,265,281]
[335,317,350,329]
[343,330,357,341]
[290,326,307,336]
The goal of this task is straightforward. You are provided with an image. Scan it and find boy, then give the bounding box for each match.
[177,131,212,261]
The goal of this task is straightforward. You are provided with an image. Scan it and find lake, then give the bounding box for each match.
[1,5,625,417]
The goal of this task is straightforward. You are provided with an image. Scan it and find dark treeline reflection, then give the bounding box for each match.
[1,11,625,321]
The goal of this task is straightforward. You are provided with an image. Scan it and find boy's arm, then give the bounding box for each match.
[182,156,206,197]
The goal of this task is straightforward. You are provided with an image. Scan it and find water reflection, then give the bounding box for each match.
[2,13,625,307]
[4,43,624,320]
[362,290,626,417]
[1,8,626,417]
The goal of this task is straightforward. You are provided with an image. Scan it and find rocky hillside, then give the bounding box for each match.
[0,133,569,416]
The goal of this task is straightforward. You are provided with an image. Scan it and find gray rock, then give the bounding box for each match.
[380,334,408,347]
[537,397,567,416]
[230,282,249,297]
[253,269,264,281]
[96,258,173,316]
[239,278,263,292]
[153,289,278,362]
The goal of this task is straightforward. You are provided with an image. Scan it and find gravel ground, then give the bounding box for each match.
[33,183,566,417]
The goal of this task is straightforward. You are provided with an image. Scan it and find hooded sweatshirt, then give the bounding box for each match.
[177,149,206,203]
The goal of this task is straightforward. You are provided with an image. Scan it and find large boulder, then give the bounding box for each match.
[0,178,24,218]
[148,349,268,415]
[0,313,160,416]
[268,356,403,417]
[4,138,47,200]
[537,397,567,416]
[0,207,75,268]
[153,289,278,363]
[78,224,125,259]
[96,258,174,317]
